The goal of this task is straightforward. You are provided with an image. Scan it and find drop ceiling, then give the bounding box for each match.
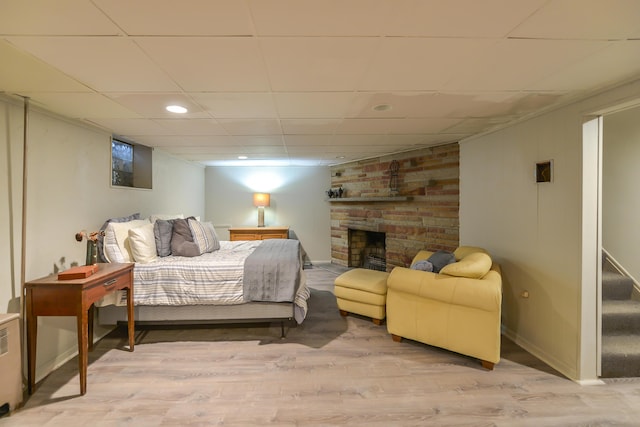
[1,0,640,166]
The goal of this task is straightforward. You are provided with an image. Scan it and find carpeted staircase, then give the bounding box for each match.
[601,268,640,377]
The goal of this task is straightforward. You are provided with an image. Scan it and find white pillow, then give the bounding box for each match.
[150,213,184,223]
[188,219,220,254]
[103,224,125,263]
[128,223,158,263]
[108,219,150,262]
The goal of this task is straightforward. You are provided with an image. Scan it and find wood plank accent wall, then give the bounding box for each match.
[330,143,460,270]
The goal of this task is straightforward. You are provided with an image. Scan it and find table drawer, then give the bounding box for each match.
[84,270,130,301]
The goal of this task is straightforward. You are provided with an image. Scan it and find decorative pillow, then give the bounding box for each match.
[107,219,150,263]
[128,223,158,264]
[97,213,141,262]
[188,219,220,254]
[410,259,433,272]
[440,252,492,279]
[150,213,184,223]
[427,250,456,273]
[453,246,488,261]
[170,217,200,257]
[103,224,125,263]
[154,219,175,257]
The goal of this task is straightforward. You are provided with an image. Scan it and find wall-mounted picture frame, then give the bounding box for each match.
[536,160,553,183]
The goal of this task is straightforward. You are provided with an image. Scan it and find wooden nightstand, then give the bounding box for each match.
[229,226,289,241]
[25,263,135,395]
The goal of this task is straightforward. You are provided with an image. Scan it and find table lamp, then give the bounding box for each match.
[253,193,270,227]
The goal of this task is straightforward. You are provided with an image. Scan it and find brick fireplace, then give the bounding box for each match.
[349,229,386,270]
[330,144,459,271]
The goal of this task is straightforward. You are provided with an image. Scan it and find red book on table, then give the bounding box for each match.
[57,264,99,280]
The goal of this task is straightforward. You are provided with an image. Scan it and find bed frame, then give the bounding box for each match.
[98,301,297,337]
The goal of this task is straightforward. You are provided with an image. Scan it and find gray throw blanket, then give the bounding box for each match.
[243,239,301,302]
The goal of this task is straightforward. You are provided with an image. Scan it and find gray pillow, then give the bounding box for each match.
[97,213,141,262]
[410,260,433,272]
[154,219,174,257]
[170,217,200,257]
[427,250,456,273]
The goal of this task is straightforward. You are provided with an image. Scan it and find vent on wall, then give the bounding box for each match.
[0,327,7,355]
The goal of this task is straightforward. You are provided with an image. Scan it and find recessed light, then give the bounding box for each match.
[238,155,248,160]
[166,105,188,114]
[373,104,392,112]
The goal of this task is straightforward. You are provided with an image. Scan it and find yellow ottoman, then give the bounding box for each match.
[334,268,389,325]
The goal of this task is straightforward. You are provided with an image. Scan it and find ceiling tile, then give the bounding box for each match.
[260,37,381,91]
[0,0,121,35]
[274,92,357,118]
[446,39,610,91]
[135,37,271,91]
[154,119,228,136]
[249,0,392,36]
[281,119,340,135]
[6,37,181,92]
[218,119,282,135]
[283,135,331,146]
[134,135,229,147]
[93,0,254,36]
[87,118,169,136]
[23,93,141,119]
[335,118,462,134]
[509,0,640,40]
[385,0,546,37]
[530,41,640,91]
[359,38,497,91]
[0,40,90,92]
[346,92,439,118]
[106,93,209,119]
[190,93,278,118]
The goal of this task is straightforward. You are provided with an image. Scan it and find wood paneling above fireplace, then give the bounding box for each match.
[330,143,460,270]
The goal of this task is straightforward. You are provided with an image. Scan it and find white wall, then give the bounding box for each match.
[460,78,640,381]
[0,94,205,382]
[603,105,640,281]
[205,166,331,263]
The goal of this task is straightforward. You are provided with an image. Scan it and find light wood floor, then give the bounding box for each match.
[4,264,640,426]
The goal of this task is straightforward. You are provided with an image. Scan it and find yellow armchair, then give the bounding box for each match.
[386,246,502,369]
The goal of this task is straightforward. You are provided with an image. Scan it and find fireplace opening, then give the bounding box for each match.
[348,229,386,271]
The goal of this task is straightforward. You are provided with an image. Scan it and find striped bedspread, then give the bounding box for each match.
[102,240,310,323]
[133,240,261,306]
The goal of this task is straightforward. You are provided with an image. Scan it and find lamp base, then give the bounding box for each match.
[257,207,265,227]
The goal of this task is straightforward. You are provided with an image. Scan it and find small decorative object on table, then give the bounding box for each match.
[75,230,103,265]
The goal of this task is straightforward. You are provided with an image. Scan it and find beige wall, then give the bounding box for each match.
[0,94,205,382]
[204,166,331,263]
[460,78,640,381]
[603,105,640,282]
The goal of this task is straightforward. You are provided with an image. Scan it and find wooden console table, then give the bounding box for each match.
[25,263,135,395]
[229,226,289,241]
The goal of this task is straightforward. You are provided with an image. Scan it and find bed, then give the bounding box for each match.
[95,214,309,336]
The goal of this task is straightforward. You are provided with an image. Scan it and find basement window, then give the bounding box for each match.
[111,137,152,189]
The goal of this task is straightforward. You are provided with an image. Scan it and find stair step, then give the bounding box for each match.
[602,300,640,334]
[602,271,634,300]
[601,335,640,377]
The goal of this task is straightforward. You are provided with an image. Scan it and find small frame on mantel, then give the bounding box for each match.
[536,160,553,183]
